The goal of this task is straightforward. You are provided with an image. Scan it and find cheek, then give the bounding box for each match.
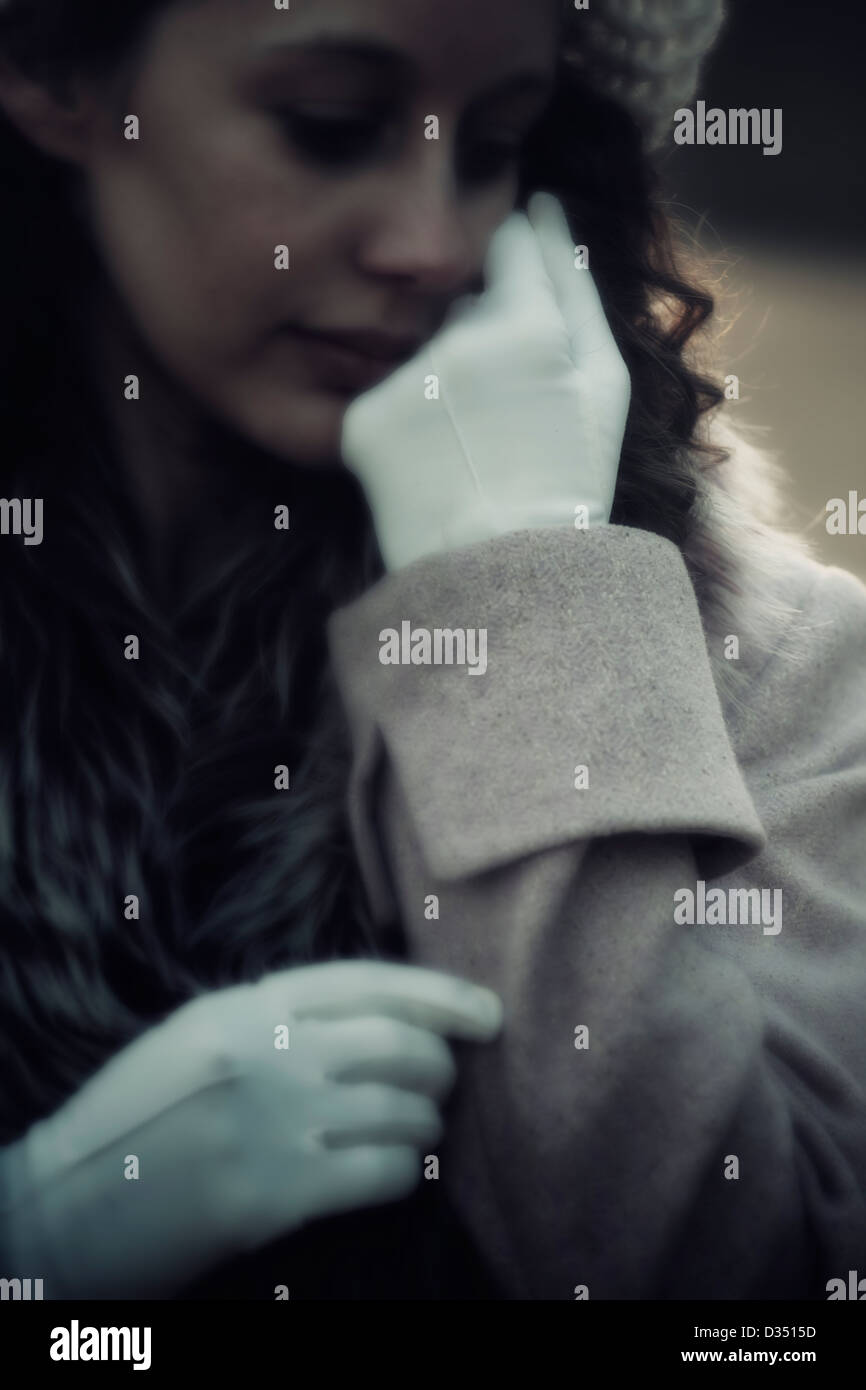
[88,156,280,367]
[85,146,352,463]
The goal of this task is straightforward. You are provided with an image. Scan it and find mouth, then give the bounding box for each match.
[281,322,425,393]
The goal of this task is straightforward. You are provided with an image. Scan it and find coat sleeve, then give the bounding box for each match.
[325,524,866,1300]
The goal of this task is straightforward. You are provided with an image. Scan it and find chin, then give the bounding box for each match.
[233,388,352,469]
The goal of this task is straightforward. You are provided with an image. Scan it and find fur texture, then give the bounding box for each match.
[684,410,821,721]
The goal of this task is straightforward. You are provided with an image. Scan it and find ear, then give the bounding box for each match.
[0,58,95,164]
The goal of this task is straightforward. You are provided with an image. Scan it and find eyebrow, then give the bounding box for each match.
[251,34,555,104]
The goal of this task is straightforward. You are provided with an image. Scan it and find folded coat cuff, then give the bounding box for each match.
[326,525,767,924]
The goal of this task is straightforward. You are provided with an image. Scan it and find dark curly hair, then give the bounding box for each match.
[0,0,728,1144]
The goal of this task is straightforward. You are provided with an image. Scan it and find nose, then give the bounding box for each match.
[354,142,482,296]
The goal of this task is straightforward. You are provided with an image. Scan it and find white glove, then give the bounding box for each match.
[341,191,631,572]
[0,960,502,1298]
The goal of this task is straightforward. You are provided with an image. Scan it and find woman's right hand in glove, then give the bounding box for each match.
[0,960,503,1298]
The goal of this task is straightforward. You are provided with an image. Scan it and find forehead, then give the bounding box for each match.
[178,0,561,90]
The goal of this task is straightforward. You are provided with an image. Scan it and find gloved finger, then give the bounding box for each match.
[309,1016,458,1100]
[313,1082,443,1150]
[303,1143,422,1220]
[260,959,504,1042]
[475,205,569,334]
[526,190,625,376]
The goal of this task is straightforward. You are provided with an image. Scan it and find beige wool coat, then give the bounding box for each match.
[325,421,866,1300]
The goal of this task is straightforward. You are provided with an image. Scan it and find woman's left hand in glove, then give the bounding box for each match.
[340,190,631,573]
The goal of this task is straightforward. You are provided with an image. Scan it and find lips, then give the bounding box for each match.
[281,322,426,393]
[290,324,424,363]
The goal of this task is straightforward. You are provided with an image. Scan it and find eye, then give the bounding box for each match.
[275,108,389,167]
[459,139,524,185]
[273,105,526,184]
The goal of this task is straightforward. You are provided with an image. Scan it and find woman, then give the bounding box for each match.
[0,0,864,1301]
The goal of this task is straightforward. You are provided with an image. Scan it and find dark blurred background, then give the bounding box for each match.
[657,0,866,579]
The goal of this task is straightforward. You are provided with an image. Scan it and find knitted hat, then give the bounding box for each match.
[561,0,728,149]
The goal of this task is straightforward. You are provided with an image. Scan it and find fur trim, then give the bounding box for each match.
[684,407,824,720]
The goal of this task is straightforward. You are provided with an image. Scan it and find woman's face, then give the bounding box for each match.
[73,0,560,464]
